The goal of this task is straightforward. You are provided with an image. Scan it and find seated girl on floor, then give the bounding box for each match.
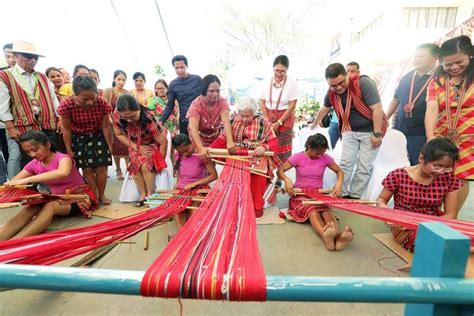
[377,137,461,252]
[171,134,217,230]
[277,133,353,251]
[0,131,97,240]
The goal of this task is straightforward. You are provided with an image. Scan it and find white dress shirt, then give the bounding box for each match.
[260,76,299,111]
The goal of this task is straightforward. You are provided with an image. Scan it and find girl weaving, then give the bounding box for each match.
[0,131,97,240]
[171,134,217,230]
[277,134,353,251]
[377,138,461,252]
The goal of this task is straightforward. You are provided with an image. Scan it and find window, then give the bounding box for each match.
[402,7,458,29]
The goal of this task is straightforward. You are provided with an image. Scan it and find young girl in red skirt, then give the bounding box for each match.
[0,131,97,240]
[278,134,353,251]
[171,134,217,230]
[377,137,461,252]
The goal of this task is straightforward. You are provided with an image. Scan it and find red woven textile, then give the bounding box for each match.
[0,188,48,203]
[141,159,266,301]
[0,193,192,265]
[303,191,474,245]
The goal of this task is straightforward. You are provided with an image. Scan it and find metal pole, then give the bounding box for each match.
[1,264,473,304]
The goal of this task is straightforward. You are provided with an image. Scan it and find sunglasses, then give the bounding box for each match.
[19,53,39,60]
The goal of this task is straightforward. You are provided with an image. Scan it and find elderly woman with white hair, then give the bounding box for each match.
[210,96,281,218]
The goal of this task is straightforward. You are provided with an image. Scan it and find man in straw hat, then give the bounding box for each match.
[0,41,60,177]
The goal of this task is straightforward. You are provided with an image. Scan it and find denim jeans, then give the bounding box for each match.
[328,121,340,149]
[406,135,426,166]
[340,131,380,198]
[6,136,21,179]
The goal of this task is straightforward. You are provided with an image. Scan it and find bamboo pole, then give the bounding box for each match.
[1,264,473,304]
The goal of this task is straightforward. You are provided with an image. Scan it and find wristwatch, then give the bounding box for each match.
[373,131,383,138]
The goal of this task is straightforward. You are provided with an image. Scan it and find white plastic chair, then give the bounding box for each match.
[364,129,409,201]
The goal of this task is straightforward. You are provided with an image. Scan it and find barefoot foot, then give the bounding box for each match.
[322,222,337,251]
[335,224,354,251]
[100,196,112,205]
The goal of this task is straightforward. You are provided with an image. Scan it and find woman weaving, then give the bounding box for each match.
[377,138,461,252]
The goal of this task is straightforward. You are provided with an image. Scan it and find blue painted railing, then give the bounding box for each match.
[0,222,472,315]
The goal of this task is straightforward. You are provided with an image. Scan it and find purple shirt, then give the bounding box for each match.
[288,152,334,189]
[24,152,85,194]
[176,153,207,189]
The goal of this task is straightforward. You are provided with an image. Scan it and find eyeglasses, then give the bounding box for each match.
[19,53,39,60]
[119,112,139,121]
[429,162,453,173]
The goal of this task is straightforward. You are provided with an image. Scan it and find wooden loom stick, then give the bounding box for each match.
[0,184,33,190]
[143,201,200,210]
[208,148,274,157]
[209,155,250,161]
[302,200,377,205]
[275,188,333,195]
[144,231,149,250]
[156,189,211,194]
[71,242,119,267]
[50,194,89,200]
[211,159,272,179]
[0,202,21,209]
[147,196,205,202]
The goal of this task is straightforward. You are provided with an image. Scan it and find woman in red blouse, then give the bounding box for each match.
[187,74,235,159]
[377,138,461,252]
[425,35,474,212]
[58,76,113,205]
[113,95,168,206]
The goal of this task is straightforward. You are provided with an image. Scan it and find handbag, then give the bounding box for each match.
[321,110,333,128]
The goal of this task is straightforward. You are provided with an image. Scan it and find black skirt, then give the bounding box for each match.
[72,131,112,168]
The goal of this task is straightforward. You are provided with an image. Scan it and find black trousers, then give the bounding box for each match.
[179,119,189,136]
[0,128,8,162]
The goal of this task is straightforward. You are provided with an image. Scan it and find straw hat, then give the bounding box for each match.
[11,40,44,57]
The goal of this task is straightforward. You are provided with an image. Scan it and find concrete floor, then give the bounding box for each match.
[0,166,472,316]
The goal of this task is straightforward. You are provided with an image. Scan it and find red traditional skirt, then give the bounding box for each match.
[267,109,295,163]
[56,184,98,217]
[288,195,330,222]
[111,123,130,157]
[391,210,444,252]
[127,144,160,175]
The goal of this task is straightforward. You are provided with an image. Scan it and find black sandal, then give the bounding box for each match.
[135,200,145,207]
